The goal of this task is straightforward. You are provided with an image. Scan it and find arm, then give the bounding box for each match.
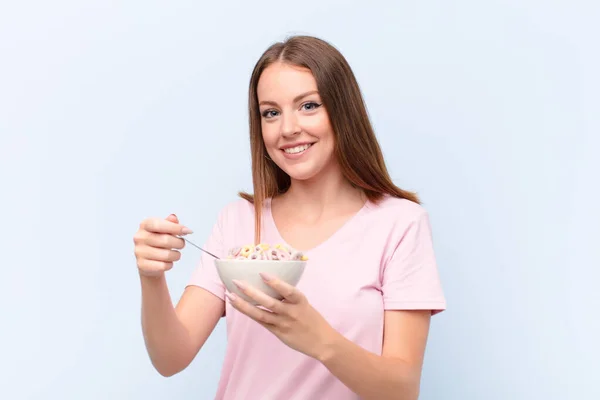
[141,276,224,377]
[136,212,228,377]
[318,310,431,400]
[227,277,434,399]
[315,210,444,398]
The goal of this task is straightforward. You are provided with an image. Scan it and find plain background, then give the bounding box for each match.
[1,1,598,399]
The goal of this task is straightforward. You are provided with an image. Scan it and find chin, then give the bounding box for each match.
[275,161,321,182]
[282,166,320,181]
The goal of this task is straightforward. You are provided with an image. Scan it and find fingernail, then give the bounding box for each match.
[232,279,246,290]
[181,227,193,235]
[259,272,273,282]
[225,292,237,302]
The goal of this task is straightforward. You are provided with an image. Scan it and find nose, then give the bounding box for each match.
[280,111,301,137]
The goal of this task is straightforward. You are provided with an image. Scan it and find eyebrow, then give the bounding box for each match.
[258,90,320,107]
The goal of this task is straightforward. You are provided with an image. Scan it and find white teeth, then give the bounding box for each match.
[283,144,312,154]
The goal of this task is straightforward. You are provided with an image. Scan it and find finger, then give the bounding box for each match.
[135,245,181,262]
[137,259,174,274]
[259,273,304,304]
[231,279,286,314]
[141,218,193,236]
[226,292,279,326]
[144,232,185,250]
[166,214,179,224]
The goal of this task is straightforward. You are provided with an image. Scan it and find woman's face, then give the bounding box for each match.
[257,62,336,182]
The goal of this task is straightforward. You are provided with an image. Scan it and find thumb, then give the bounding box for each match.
[166,213,179,224]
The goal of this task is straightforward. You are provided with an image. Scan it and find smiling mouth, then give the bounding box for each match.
[282,143,313,154]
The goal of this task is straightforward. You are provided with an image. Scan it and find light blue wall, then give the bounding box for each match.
[1,1,598,399]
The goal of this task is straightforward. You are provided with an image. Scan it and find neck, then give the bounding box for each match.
[279,163,364,212]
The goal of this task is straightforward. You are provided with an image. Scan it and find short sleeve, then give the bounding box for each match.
[186,213,227,301]
[382,211,446,315]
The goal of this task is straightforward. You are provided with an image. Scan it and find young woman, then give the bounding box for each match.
[134,35,446,400]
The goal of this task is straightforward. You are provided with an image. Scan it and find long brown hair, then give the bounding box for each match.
[239,35,419,243]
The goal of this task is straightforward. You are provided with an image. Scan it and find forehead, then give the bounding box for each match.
[257,62,318,101]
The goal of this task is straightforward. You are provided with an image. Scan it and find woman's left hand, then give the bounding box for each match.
[227,272,339,361]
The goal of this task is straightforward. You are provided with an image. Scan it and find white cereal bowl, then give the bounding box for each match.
[214,259,307,305]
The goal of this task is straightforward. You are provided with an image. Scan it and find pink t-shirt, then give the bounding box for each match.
[187,195,446,400]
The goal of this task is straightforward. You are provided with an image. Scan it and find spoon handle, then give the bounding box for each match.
[180,236,220,259]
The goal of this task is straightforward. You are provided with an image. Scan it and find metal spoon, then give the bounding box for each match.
[179,236,220,259]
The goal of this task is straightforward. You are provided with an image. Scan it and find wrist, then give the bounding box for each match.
[139,271,166,285]
[316,327,343,364]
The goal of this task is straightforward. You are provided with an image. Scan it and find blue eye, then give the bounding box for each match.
[261,110,279,118]
[302,102,322,111]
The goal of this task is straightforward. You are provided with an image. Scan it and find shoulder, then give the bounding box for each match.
[210,198,257,247]
[365,194,429,226]
[360,196,437,266]
[358,195,433,254]
[215,198,255,224]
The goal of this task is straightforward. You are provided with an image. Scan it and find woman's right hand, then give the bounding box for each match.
[134,214,193,277]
